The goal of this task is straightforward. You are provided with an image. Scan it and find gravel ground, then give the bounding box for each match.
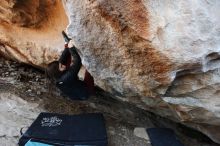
[0,58,219,146]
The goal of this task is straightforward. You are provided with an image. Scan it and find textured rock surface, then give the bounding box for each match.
[0,0,68,67]
[0,92,41,146]
[0,0,220,144]
[63,0,220,143]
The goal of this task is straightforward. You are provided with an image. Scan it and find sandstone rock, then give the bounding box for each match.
[0,0,220,144]
[0,0,68,67]
[0,92,41,145]
[63,0,220,143]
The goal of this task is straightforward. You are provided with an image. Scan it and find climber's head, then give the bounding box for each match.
[45,61,63,81]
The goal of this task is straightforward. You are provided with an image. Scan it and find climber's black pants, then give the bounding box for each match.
[56,79,89,100]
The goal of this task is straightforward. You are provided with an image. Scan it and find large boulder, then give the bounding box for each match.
[0,0,220,144]
[0,0,68,67]
[63,0,220,143]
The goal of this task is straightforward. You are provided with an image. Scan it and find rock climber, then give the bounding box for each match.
[46,31,94,100]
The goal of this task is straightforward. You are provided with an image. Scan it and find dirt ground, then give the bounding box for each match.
[0,58,219,146]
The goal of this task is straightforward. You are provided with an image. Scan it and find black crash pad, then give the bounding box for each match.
[19,112,108,146]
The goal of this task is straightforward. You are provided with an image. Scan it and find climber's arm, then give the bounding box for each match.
[58,46,70,71]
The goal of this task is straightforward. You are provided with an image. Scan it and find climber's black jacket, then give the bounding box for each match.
[58,46,82,84]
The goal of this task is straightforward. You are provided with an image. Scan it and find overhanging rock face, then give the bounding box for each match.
[63,0,220,143]
[0,0,68,67]
[0,0,220,144]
